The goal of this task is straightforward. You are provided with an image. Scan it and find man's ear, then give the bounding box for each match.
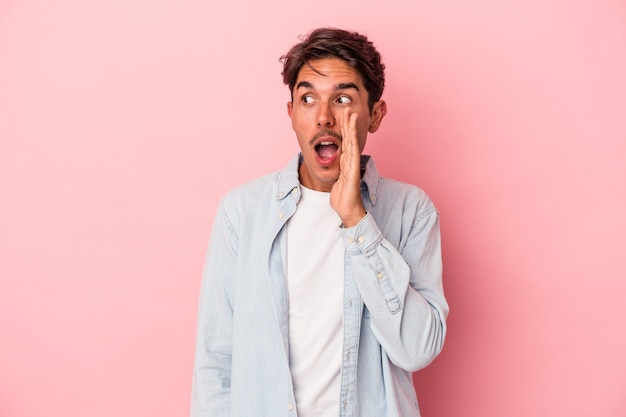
[368,100,387,133]
[287,101,293,118]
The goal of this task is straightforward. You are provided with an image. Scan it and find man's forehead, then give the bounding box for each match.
[295,59,363,88]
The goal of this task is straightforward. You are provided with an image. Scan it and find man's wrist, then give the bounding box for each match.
[340,208,367,228]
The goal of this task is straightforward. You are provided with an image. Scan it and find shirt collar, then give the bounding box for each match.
[360,155,381,206]
[275,154,301,200]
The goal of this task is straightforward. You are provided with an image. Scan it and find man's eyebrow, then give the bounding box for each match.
[296,81,314,90]
[336,82,359,91]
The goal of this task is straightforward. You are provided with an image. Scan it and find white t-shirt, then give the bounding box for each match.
[286,186,344,417]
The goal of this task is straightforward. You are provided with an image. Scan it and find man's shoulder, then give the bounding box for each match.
[221,170,280,206]
[379,176,430,199]
[221,154,300,206]
[375,175,436,216]
[363,156,432,206]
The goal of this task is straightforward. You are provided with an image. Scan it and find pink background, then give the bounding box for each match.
[2,0,626,416]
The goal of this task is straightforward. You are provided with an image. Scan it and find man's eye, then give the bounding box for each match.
[302,95,314,104]
[336,96,352,104]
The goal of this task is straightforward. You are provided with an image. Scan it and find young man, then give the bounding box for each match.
[191,28,448,417]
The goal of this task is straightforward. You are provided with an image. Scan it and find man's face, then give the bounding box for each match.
[287,57,386,192]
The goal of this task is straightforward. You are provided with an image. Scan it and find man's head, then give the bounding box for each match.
[280,28,388,192]
[280,27,385,112]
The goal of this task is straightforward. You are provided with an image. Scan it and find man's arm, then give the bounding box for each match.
[343,207,447,371]
[332,108,448,371]
[191,201,236,417]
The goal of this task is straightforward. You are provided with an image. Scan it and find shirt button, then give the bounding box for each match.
[377,271,383,279]
[288,403,293,411]
[357,236,365,243]
[278,212,284,219]
[347,237,354,244]
[277,192,284,198]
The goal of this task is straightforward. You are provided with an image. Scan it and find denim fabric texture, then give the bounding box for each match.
[191,154,448,417]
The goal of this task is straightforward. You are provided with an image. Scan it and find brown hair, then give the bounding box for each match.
[280,27,385,111]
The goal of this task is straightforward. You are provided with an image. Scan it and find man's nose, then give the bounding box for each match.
[316,102,335,127]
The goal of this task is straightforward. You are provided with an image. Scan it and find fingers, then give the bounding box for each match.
[339,109,349,153]
[339,108,359,156]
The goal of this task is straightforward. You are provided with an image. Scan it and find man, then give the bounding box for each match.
[191,27,448,417]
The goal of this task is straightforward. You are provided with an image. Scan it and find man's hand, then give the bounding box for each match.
[330,109,367,228]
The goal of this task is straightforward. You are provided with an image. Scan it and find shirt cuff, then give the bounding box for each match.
[340,213,384,256]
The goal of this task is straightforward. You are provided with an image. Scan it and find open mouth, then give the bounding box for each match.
[315,141,339,160]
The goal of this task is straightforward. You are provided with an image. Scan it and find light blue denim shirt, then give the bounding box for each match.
[191,154,448,417]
